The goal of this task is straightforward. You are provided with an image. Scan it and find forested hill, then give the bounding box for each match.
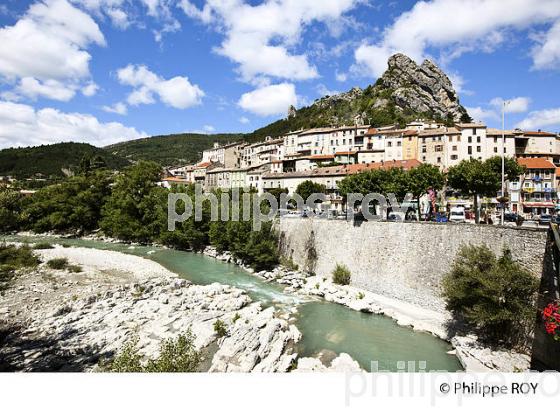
[0,142,130,179]
[104,133,243,166]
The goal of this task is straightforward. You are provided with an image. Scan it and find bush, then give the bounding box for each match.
[33,242,54,250]
[213,319,228,337]
[0,243,40,290]
[67,264,83,273]
[280,256,299,271]
[442,245,539,347]
[103,331,200,373]
[332,264,351,285]
[46,258,69,270]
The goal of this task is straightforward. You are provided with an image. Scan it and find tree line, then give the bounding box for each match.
[0,161,279,271]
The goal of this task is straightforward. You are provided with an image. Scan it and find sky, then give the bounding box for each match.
[0,0,559,149]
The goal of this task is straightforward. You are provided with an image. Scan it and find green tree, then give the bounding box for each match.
[0,188,24,232]
[406,164,445,218]
[442,245,538,347]
[24,171,112,233]
[295,180,326,202]
[447,157,520,224]
[100,161,167,243]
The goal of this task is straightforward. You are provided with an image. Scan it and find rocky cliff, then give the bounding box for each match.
[248,53,470,141]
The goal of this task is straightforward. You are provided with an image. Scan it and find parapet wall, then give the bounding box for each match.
[277,218,549,312]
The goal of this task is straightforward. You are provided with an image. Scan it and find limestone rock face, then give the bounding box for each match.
[379,53,466,121]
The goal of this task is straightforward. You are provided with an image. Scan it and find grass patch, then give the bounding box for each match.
[46,258,69,270]
[332,264,351,285]
[33,242,54,250]
[67,264,83,273]
[280,256,299,271]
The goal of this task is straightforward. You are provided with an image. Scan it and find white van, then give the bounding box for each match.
[449,207,466,223]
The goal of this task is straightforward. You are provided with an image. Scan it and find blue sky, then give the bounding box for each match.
[0,0,559,149]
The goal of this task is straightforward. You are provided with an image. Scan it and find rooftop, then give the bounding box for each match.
[517,157,556,169]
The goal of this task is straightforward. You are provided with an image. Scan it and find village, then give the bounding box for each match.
[162,119,560,224]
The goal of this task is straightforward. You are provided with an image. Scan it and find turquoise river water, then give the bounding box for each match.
[2,235,462,372]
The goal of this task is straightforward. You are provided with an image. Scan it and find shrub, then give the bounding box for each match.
[232,313,241,323]
[0,244,40,290]
[46,258,69,270]
[442,245,539,348]
[67,264,83,273]
[332,264,351,286]
[103,331,200,373]
[280,256,299,271]
[213,319,228,337]
[33,242,54,250]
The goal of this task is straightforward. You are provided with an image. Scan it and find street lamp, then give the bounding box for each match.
[501,100,511,225]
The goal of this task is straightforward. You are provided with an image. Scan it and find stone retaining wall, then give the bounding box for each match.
[277,219,549,312]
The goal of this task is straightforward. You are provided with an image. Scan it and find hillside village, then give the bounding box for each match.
[162,119,560,219]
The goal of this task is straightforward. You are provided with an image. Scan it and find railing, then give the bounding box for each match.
[549,223,560,300]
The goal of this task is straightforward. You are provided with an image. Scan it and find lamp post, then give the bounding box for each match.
[501,100,510,225]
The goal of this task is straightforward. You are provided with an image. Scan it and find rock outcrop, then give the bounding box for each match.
[379,53,467,121]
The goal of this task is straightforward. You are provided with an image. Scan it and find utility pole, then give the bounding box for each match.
[501,100,510,225]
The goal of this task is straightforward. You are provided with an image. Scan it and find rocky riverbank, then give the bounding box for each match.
[201,246,532,372]
[0,245,301,372]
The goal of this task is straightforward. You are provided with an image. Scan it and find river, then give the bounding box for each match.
[3,235,462,372]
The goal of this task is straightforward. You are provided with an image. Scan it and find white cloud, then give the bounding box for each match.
[0,100,146,148]
[335,70,348,82]
[179,0,359,83]
[532,20,560,70]
[81,81,99,96]
[203,125,215,133]
[16,77,77,101]
[106,7,130,29]
[238,83,297,117]
[0,0,105,101]
[466,106,499,122]
[490,97,531,113]
[117,65,204,109]
[352,0,560,77]
[516,108,560,130]
[316,84,340,97]
[102,102,127,115]
[239,116,250,124]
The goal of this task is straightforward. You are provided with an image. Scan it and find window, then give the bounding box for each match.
[422,146,427,153]
[468,146,472,155]
[451,154,458,160]
[437,157,442,163]
[422,156,426,161]
[452,145,457,151]
[449,136,453,142]
[476,146,481,153]
[457,136,461,142]
[477,136,481,143]
[494,136,498,143]
[435,145,443,152]
[473,128,477,135]
[387,141,392,147]
[397,141,402,147]
[494,147,498,153]
[468,136,472,143]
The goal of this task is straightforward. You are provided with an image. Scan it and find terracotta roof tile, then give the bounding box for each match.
[517,158,556,169]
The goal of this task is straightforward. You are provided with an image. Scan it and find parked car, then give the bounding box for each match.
[539,214,552,225]
[504,213,519,223]
[449,207,466,223]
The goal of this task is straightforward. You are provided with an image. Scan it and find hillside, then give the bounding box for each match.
[247,53,471,142]
[105,133,243,166]
[0,142,130,180]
